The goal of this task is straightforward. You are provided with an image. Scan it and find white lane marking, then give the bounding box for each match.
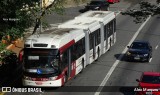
[149,58,152,63]
[155,45,158,50]
[94,16,151,95]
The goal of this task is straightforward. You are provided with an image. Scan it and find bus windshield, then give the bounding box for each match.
[24,48,59,74]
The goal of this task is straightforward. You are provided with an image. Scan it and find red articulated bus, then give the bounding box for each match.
[22,11,116,87]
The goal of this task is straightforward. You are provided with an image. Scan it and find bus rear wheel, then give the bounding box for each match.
[95,49,100,61]
[108,39,112,51]
[80,59,84,73]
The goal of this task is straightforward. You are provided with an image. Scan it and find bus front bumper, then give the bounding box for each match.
[23,79,62,87]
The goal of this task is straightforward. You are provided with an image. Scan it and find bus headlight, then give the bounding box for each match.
[24,76,32,80]
[49,76,58,81]
[95,7,99,10]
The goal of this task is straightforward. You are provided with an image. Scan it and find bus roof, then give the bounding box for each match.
[75,11,115,25]
[58,18,100,32]
[25,28,85,50]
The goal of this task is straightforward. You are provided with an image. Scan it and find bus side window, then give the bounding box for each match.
[107,22,112,37]
[82,38,85,54]
[104,25,107,40]
[71,37,85,62]
[89,33,94,50]
[77,41,82,57]
[61,51,68,69]
[95,29,101,45]
[71,45,77,61]
[74,42,80,59]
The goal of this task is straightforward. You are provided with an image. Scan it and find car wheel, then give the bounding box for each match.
[126,58,130,62]
[147,58,150,62]
[125,55,130,62]
[106,7,109,11]
[150,53,152,58]
[146,55,151,62]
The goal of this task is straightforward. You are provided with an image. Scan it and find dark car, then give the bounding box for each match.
[79,0,109,13]
[125,40,152,62]
[135,72,160,95]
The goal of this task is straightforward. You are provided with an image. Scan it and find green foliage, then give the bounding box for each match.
[121,1,160,23]
[0,0,88,39]
[6,28,24,41]
[0,0,37,41]
[0,43,13,63]
[0,43,7,53]
[0,0,87,64]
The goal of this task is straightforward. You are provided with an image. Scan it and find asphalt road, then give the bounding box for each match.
[44,0,144,24]
[2,0,160,95]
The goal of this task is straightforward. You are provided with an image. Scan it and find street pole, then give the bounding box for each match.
[40,0,42,33]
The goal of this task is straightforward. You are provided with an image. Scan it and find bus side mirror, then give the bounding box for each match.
[18,49,24,63]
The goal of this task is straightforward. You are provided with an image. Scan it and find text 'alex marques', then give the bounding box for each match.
[134,87,159,92]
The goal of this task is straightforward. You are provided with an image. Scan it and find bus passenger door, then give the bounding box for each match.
[67,49,71,78]
[105,24,108,50]
[113,19,116,44]
[93,33,96,59]
[89,32,96,61]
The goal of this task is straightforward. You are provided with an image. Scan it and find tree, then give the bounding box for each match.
[0,0,87,63]
[0,0,87,41]
[0,0,38,41]
[121,0,160,23]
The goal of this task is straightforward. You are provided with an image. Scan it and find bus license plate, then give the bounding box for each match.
[134,56,140,60]
[35,81,42,85]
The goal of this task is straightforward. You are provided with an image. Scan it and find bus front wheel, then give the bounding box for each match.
[64,74,68,84]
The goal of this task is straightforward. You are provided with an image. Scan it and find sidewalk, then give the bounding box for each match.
[64,0,89,7]
[45,0,89,8]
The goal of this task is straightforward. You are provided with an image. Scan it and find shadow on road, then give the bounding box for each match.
[122,0,143,9]
[114,53,126,61]
[114,53,149,64]
[0,64,23,87]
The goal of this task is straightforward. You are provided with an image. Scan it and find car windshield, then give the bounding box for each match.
[130,42,149,49]
[141,75,160,84]
[24,48,59,74]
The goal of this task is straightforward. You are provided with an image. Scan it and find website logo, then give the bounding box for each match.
[2,87,11,92]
